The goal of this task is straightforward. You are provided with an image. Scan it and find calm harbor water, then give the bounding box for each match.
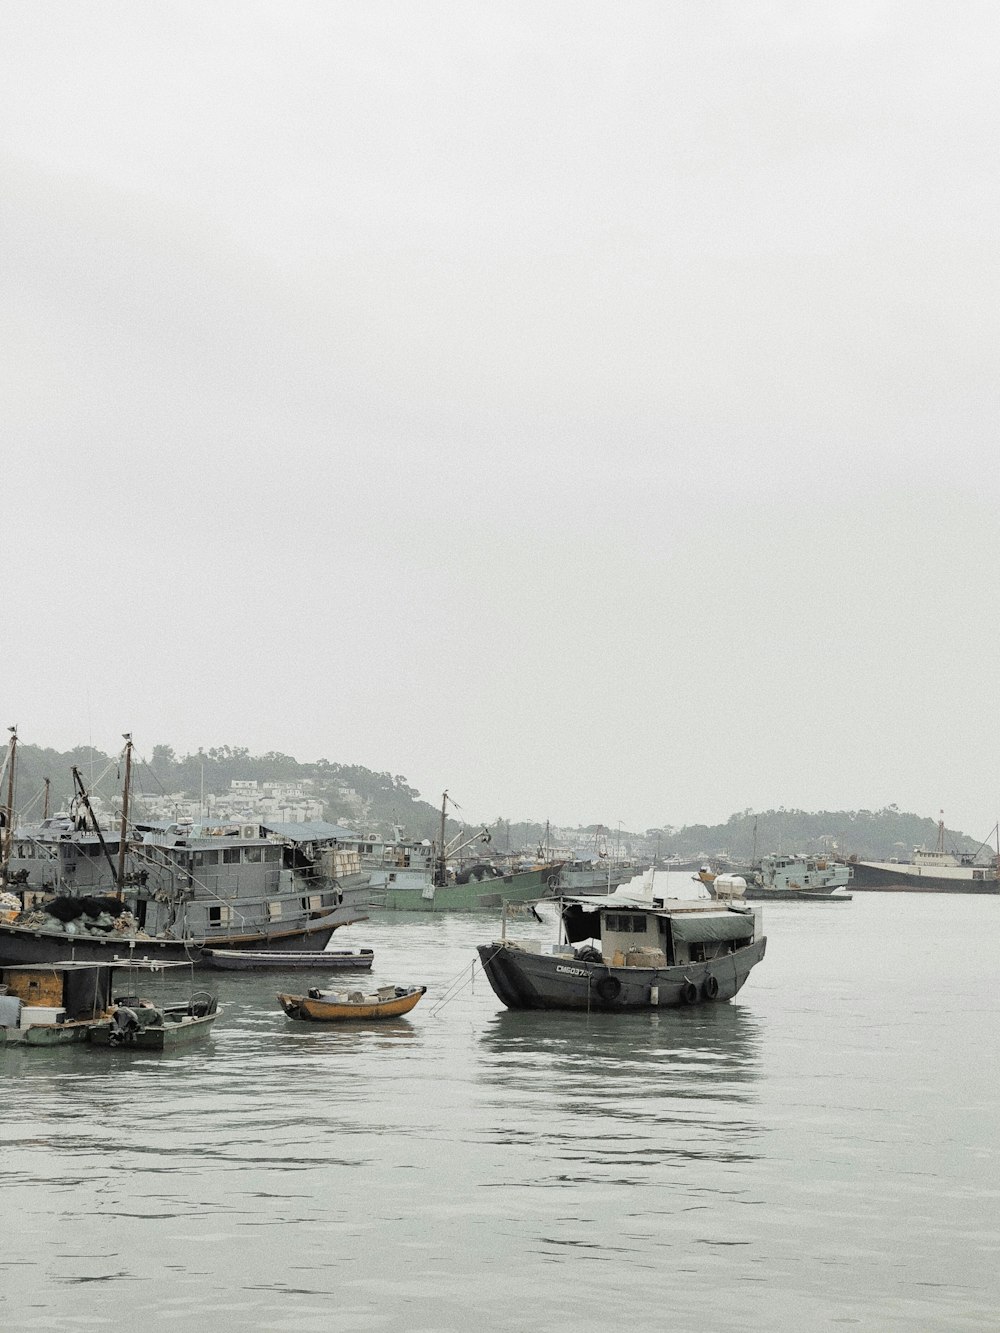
[3,878,999,1331]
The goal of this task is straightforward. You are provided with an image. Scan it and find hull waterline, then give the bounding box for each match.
[0,907,354,967]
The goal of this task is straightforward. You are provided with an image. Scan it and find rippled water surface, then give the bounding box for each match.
[3,883,999,1330]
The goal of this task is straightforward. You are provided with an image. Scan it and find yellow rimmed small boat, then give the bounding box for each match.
[278,983,427,1022]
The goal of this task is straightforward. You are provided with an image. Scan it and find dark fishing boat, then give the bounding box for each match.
[848,819,1000,893]
[477,889,765,1011]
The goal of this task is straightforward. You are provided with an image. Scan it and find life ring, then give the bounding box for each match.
[680,980,699,1005]
[595,975,622,1002]
[702,975,720,1001]
[546,873,560,889]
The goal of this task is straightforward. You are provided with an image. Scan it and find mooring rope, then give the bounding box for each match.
[429,943,505,1017]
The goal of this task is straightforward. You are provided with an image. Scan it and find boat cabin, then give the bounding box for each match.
[1,961,113,1030]
[559,898,758,967]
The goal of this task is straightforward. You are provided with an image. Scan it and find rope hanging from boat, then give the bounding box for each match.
[428,945,504,1018]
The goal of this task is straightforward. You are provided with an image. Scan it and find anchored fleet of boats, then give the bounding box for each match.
[2,728,998,1052]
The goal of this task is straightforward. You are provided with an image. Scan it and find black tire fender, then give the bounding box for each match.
[680,980,699,1005]
[702,975,720,1001]
[595,974,622,1002]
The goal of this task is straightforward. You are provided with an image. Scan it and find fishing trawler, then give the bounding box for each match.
[477,882,766,1011]
[695,853,853,901]
[352,793,563,911]
[0,737,370,965]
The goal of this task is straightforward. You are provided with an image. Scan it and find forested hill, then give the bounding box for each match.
[3,742,992,859]
[659,808,993,863]
[5,742,447,840]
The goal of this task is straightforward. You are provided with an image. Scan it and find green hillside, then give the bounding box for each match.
[2,741,992,862]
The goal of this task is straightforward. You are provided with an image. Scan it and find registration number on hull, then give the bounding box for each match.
[555,964,589,978]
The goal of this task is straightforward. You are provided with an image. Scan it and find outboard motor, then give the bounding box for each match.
[109,1005,140,1046]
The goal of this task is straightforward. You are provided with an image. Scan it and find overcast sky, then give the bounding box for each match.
[3,2,998,839]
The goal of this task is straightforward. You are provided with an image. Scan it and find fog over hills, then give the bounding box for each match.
[4,740,992,863]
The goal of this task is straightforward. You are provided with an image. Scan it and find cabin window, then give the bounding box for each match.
[223,848,242,865]
[605,913,647,933]
[203,850,219,866]
[245,846,263,863]
[264,847,282,863]
[208,905,231,926]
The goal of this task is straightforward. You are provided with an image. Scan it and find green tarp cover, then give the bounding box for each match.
[668,912,754,945]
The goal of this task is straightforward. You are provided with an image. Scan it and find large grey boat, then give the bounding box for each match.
[477,888,766,1011]
[1,808,370,965]
[695,853,853,901]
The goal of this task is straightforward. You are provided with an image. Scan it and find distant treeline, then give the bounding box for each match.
[654,807,993,862]
[5,742,446,840]
[3,742,991,859]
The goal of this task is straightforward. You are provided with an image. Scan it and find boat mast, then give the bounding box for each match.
[437,790,448,887]
[43,777,50,819]
[117,733,133,891]
[71,766,120,888]
[2,725,16,867]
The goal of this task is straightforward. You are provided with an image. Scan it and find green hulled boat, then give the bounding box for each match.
[378,862,563,912]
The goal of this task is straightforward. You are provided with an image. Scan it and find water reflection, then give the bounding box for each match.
[480,1000,761,1081]
[474,1003,764,1173]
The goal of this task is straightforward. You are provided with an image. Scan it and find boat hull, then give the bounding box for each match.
[849,862,999,893]
[201,948,374,971]
[90,1009,219,1049]
[554,865,637,895]
[278,985,426,1022]
[711,887,852,902]
[0,908,353,967]
[379,866,559,912]
[6,1019,103,1048]
[476,937,766,1011]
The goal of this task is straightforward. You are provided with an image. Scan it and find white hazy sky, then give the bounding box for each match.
[3,2,999,838]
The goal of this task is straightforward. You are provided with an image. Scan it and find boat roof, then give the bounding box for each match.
[260,820,359,842]
[553,891,752,917]
[2,958,196,972]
